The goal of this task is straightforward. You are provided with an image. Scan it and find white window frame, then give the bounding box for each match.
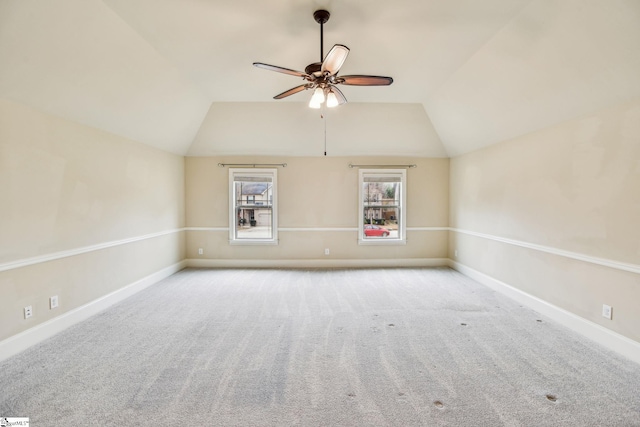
[229,168,278,245]
[358,169,406,245]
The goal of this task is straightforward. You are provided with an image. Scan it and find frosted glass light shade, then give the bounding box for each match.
[308,98,321,109]
[311,87,325,104]
[326,91,339,108]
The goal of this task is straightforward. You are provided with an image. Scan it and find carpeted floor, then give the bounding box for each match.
[1,267,639,426]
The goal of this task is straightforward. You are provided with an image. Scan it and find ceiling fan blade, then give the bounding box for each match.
[253,62,310,79]
[274,84,312,99]
[321,44,350,75]
[339,75,394,86]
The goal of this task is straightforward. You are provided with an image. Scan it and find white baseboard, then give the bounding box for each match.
[0,260,187,363]
[11,259,635,366]
[186,258,450,269]
[449,260,640,365]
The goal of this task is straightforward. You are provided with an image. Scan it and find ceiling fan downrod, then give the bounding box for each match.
[313,10,330,62]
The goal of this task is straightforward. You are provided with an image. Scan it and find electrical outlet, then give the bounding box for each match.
[198,248,203,255]
[24,305,33,319]
[602,304,612,320]
[324,248,330,255]
[454,249,458,257]
[50,295,59,309]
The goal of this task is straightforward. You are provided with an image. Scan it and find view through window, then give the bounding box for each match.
[359,169,406,244]
[229,169,277,244]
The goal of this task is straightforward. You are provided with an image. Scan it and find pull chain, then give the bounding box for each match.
[322,108,327,156]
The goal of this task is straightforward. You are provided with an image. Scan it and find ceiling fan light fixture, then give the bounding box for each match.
[326,90,339,108]
[309,97,322,109]
[311,87,325,104]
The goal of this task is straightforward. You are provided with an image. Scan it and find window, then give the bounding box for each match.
[359,169,406,244]
[229,168,277,244]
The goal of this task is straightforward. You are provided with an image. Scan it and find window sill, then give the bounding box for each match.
[358,238,407,246]
[229,239,279,246]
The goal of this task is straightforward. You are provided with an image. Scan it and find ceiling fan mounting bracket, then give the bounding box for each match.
[313,10,330,25]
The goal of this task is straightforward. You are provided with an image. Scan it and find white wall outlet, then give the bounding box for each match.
[324,248,330,255]
[24,305,33,319]
[454,249,458,257]
[602,304,612,320]
[198,248,203,255]
[50,295,59,309]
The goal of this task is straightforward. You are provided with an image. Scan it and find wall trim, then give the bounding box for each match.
[0,228,185,273]
[449,260,640,365]
[186,226,448,232]
[6,227,633,280]
[280,227,357,232]
[451,228,640,275]
[185,227,228,231]
[186,258,449,269]
[0,261,187,363]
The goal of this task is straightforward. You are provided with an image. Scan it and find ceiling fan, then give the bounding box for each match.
[253,9,393,109]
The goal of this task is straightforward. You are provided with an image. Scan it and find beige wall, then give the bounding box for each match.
[185,156,449,264]
[7,89,637,352]
[449,97,640,342]
[0,99,185,341]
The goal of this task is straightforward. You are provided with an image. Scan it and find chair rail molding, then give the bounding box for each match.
[0,228,184,273]
[450,228,640,275]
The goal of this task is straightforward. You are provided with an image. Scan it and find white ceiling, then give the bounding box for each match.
[1,0,639,157]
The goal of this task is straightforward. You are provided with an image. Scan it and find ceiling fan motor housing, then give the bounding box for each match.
[305,62,322,75]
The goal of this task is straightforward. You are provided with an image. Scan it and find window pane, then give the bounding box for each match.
[234,179,273,239]
[362,181,400,239]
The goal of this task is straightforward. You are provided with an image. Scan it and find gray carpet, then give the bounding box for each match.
[1,267,639,426]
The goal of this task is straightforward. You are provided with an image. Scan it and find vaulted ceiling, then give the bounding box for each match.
[1,0,639,157]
